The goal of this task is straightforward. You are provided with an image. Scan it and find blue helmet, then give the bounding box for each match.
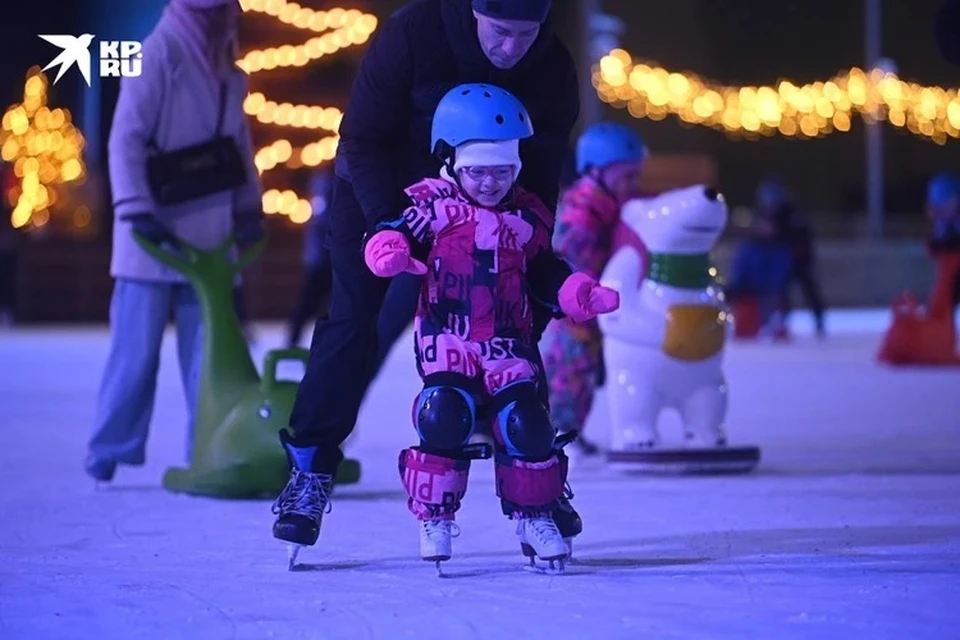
[755,178,790,209]
[431,83,534,156]
[927,171,960,206]
[575,122,646,173]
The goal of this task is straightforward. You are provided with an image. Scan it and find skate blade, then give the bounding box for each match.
[423,556,451,578]
[287,544,303,571]
[522,557,566,575]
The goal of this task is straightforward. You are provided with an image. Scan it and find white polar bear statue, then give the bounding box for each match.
[597,185,759,473]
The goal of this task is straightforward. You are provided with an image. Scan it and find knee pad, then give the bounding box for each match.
[492,381,557,460]
[399,447,470,521]
[412,374,478,451]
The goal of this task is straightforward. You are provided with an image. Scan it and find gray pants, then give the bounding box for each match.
[88,279,202,465]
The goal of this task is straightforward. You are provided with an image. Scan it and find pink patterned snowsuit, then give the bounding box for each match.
[542,177,649,438]
[390,177,574,523]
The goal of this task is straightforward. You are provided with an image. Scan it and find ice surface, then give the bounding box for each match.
[1,310,959,639]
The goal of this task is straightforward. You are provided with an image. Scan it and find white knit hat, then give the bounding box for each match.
[452,140,522,176]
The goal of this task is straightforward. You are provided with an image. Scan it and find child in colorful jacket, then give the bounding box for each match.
[362,84,620,572]
[541,122,647,456]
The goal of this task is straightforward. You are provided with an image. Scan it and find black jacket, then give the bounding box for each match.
[935,0,960,68]
[335,0,580,232]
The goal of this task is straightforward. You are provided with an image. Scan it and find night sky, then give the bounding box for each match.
[1,0,956,216]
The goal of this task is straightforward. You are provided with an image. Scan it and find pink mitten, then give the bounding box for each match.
[363,230,428,277]
[558,272,620,322]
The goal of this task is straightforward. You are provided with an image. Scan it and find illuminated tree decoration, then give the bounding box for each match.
[1,67,88,230]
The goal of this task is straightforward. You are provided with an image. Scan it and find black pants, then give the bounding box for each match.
[287,258,333,348]
[372,272,422,373]
[0,251,16,313]
[788,263,826,331]
[288,179,552,467]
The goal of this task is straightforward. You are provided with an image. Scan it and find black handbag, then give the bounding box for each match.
[145,82,248,206]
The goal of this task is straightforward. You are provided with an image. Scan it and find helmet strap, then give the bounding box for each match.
[584,167,618,200]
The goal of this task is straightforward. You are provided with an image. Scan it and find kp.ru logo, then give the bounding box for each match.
[38,34,143,86]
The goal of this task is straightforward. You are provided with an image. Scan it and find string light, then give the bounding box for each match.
[238,2,378,223]
[237,3,377,74]
[1,67,86,229]
[243,92,342,131]
[594,48,960,145]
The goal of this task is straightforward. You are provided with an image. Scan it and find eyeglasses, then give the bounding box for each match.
[459,166,515,181]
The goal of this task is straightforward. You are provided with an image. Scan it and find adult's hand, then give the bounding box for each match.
[125,212,172,245]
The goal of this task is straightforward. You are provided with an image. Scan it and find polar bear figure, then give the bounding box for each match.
[597,185,731,451]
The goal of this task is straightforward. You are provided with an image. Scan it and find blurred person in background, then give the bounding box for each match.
[286,167,335,348]
[926,171,960,309]
[724,180,796,339]
[0,163,19,328]
[86,0,263,482]
[755,178,826,336]
[541,122,647,457]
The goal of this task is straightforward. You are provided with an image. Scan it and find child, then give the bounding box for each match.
[926,171,960,311]
[755,178,826,337]
[362,84,619,572]
[541,122,647,456]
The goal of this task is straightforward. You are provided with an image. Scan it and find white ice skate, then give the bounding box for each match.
[517,516,569,574]
[420,519,460,576]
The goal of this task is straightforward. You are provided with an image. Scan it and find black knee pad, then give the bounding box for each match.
[492,381,557,460]
[413,374,478,451]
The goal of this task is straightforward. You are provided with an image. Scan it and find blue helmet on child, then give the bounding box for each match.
[431,83,534,156]
[755,178,790,209]
[575,122,646,174]
[927,171,960,207]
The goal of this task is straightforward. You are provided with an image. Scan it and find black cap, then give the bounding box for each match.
[472,0,551,23]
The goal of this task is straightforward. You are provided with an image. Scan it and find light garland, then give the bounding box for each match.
[238,0,378,223]
[595,48,960,145]
[1,68,87,229]
[243,92,341,174]
[253,135,339,173]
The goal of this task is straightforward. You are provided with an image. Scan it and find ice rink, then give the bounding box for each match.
[1,310,959,639]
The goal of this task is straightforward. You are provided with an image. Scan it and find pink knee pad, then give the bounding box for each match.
[398,447,470,521]
[494,453,564,515]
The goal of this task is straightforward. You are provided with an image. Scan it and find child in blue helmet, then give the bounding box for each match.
[541,122,647,457]
[926,171,960,309]
[724,180,797,339]
[361,84,619,572]
[756,178,826,336]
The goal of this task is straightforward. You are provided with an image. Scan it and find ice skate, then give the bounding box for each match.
[84,454,116,484]
[272,468,333,570]
[272,433,337,570]
[420,519,460,576]
[517,516,569,574]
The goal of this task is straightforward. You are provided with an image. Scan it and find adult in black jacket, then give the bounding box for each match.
[272,0,580,557]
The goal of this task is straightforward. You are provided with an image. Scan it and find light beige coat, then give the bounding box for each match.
[108,15,261,282]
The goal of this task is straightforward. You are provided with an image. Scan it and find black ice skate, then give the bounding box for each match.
[272,431,336,570]
[553,430,584,559]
